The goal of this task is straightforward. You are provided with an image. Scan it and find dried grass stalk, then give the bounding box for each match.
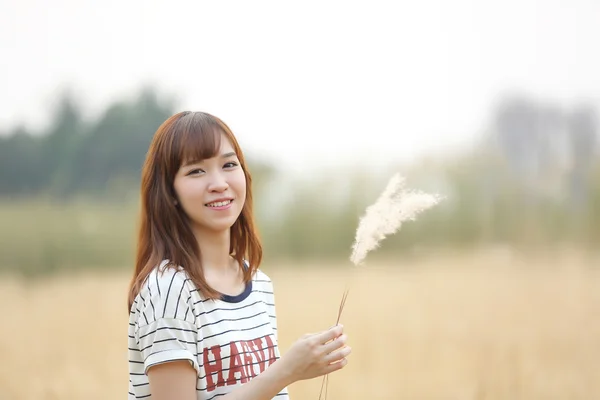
[319,173,443,400]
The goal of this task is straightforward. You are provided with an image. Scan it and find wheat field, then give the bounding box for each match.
[0,250,598,400]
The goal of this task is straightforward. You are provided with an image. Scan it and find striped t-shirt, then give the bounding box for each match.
[128,260,290,399]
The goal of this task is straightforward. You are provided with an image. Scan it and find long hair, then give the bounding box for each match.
[127,111,263,311]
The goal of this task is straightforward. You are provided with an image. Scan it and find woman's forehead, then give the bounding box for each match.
[180,131,236,165]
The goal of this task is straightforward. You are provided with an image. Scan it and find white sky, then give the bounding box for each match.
[1,0,599,173]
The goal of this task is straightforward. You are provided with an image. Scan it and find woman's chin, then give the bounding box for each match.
[193,219,237,234]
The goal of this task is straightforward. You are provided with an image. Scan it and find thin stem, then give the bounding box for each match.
[318,286,350,400]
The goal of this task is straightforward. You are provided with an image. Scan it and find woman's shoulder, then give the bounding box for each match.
[251,268,273,285]
[251,268,277,299]
[138,260,194,298]
[130,260,197,324]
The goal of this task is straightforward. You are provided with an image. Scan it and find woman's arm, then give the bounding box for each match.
[147,361,198,400]
[147,325,350,400]
[148,357,292,400]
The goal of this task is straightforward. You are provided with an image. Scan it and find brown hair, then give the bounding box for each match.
[127,111,263,310]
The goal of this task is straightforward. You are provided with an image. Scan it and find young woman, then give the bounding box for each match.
[127,111,350,400]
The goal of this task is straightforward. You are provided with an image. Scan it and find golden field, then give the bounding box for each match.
[0,250,599,400]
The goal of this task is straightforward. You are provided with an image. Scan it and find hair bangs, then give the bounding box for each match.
[174,112,224,168]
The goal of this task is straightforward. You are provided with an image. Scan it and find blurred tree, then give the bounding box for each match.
[65,87,176,199]
[43,90,86,199]
[494,96,540,192]
[567,104,598,211]
[0,126,43,195]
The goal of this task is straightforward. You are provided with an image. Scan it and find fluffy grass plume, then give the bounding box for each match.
[350,172,444,265]
[320,173,443,400]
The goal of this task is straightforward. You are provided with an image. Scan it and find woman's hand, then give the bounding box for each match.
[280,324,351,383]
[146,325,351,400]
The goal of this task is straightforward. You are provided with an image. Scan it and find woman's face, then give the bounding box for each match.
[173,133,246,235]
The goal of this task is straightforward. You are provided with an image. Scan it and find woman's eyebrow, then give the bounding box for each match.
[183,152,236,167]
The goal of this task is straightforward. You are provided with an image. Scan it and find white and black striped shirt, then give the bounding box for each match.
[128,260,290,399]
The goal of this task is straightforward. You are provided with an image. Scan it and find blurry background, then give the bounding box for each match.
[0,1,599,399]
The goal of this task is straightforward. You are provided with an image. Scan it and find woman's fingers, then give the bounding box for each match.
[324,343,352,364]
[321,333,347,354]
[302,324,351,375]
[323,357,349,374]
[313,324,343,345]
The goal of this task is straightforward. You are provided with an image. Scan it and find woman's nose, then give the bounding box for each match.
[208,173,229,192]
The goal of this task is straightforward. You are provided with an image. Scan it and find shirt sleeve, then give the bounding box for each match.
[133,269,200,375]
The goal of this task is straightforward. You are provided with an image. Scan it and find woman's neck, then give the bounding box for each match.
[192,226,234,272]
[192,226,245,296]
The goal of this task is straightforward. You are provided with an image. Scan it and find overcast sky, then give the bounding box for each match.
[1,0,599,173]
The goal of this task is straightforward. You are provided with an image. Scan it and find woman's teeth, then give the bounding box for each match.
[206,200,232,207]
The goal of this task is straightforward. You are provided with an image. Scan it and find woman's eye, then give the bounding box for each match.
[224,162,238,168]
[187,169,204,176]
